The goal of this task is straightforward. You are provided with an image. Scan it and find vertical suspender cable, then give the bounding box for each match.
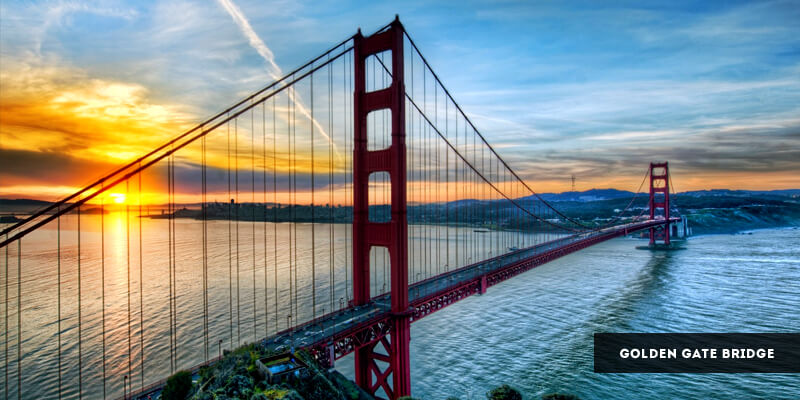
[435,77,441,276]
[227,116,233,348]
[202,134,209,360]
[16,239,21,400]
[369,57,375,296]
[428,79,441,275]
[167,154,174,373]
[381,53,387,294]
[473,130,477,259]
[4,232,8,400]
[126,180,133,386]
[478,142,487,257]
[454,95,459,268]
[328,58,335,313]
[311,72,317,319]
[426,77,431,279]
[383,53,388,294]
[251,106,257,341]
[445,98,449,272]
[57,208,62,398]
[173,152,178,370]
[138,166,145,389]
[273,97,278,331]
[101,187,107,398]
[173,153,177,369]
[343,50,350,304]
[225,116,233,347]
[173,152,178,368]
[235,118,241,346]
[409,50,415,283]
[77,204,82,399]
[262,101,269,339]
[287,92,293,330]
[290,88,297,328]
[293,88,299,324]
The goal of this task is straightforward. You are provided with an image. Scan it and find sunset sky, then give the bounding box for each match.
[1,0,799,202]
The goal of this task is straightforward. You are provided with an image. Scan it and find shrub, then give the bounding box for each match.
[486,384,522,400]
[161,370,193,400]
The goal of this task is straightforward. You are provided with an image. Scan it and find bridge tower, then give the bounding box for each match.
[352,18,411,398]
[649,162,670,245]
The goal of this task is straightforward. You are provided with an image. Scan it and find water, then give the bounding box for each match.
[336,228,800,399]
[2,216,798,399]
[0,213,552,399]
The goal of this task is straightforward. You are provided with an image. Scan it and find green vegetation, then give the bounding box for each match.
[486,385,522,400]
[163,370,193,400]
[178,343,583,400]
[187,343,366,400]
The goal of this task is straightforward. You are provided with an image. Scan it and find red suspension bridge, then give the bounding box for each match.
[0,18,680,400]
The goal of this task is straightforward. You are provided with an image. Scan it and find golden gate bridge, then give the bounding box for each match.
[0,17,679,400]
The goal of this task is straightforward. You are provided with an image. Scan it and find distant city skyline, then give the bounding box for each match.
[1,0,799,201]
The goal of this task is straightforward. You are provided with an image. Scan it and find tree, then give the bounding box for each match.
[162,370,193,400]
[486,385,522,400]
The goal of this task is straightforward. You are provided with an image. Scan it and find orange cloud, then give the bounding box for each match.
[0,57,347,202]
[0,58,193,161]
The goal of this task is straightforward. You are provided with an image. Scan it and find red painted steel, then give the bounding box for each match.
[352,17,410,398]
[312,219,676,362]
[649,162,671,245]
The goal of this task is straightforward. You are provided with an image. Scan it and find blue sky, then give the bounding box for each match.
[1,0,799,195]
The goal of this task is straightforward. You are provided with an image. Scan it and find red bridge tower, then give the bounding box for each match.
[352,18,411,398]
[649,162,671,245]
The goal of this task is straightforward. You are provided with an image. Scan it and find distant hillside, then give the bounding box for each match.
[2,189,799,235]
[0,198,53,213]
[525,188,800,202]
[0,199,52,207]
[524,188,639,202]
[680,189,800,198]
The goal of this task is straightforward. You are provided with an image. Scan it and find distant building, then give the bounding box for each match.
[256,352,310,384]
[672,215,691,238]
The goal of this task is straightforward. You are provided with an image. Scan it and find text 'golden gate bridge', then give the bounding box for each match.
[0,16,680,400]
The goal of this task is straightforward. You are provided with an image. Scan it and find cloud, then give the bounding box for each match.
[214,0,338,157]
[0,56,194,160]
[2,0,799,198]
[0,56,199,199]
[215,0,282,79]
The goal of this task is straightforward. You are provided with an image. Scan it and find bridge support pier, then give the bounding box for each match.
[352,18,411,399]
[649,162,671,245]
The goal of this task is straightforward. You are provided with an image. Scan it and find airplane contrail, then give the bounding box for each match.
[216,0,340,158]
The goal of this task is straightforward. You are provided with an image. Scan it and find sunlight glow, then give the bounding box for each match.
[110,193,126,204]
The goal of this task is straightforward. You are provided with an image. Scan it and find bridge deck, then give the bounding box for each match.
[128,218,674,399]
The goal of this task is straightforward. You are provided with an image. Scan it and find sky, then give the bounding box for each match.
[1,0,799,201]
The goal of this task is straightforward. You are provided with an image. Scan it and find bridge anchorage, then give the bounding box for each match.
[0,15,684,400]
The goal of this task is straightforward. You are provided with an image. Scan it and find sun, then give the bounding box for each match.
[109,193,126,204]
